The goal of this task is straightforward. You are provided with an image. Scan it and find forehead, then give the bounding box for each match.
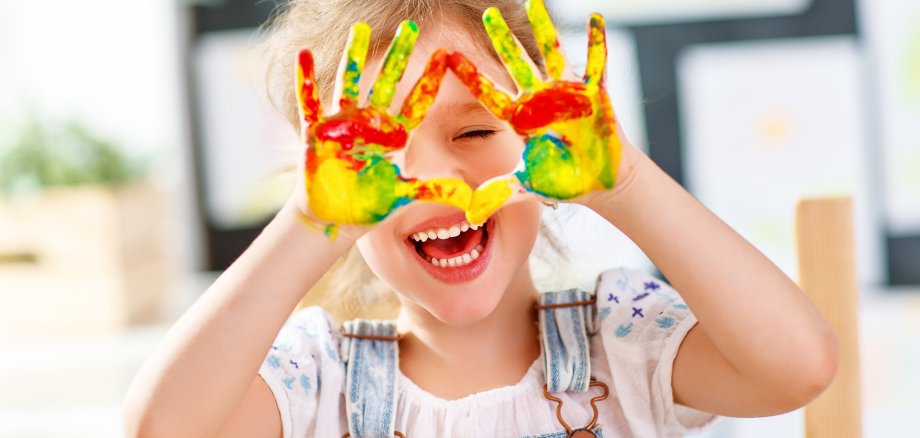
[356,22,514,110]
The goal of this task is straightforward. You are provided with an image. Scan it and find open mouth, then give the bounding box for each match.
[403,213,495,283]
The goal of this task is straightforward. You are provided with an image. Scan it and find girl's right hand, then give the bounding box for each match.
[290,21,474,239]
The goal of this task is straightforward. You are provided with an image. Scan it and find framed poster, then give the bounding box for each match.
[677,36,882,285]
[859,0,920,234]
[192,30,300,230]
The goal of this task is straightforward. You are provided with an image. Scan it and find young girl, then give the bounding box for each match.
[122,1,839,437]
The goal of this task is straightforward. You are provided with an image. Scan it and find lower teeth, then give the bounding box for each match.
[428,244,484,268]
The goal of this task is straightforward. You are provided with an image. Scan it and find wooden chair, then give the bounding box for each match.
[795,197,863,438]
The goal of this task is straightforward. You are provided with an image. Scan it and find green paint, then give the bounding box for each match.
[370,20,419,109]
[516,134,583,199]
[483,7,535,92]
[354,157,407,223]
[342,22,371,103]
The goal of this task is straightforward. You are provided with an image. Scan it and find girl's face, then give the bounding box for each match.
[355,24,541,327]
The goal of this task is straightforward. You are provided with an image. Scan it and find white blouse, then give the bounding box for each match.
[259,267,720,437]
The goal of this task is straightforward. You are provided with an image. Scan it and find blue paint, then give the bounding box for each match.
[615,323,633,338]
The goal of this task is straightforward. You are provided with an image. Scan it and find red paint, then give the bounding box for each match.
[298,50,321,123]
[400,49,448,123]
[447,52,482,97]
[510,86,593,132]
[305,147,318,175]
[314,119,407,149]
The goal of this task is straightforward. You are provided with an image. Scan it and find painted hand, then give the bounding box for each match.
[448,0,622,212]
[297,21,472,233]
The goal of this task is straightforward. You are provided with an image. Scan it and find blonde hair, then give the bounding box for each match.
[260,0,561,322]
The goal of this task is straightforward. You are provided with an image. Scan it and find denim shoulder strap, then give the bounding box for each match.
[537,289,598,393]
[340,319,400,438]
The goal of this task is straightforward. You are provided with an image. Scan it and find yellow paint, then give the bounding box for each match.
[467,179,514,225]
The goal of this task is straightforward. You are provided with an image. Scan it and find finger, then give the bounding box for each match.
[335,22,371,107]
[467,174,535,225]
[447,51,513,120]
[483,7,540,93]
[584,13,607,86]
[399,48,448,130]
[526,0,566,81]
[370,20,420,110]
[296,49,323,127]
[410,177,473,212]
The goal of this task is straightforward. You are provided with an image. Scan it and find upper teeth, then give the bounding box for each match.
[410,220,483,242]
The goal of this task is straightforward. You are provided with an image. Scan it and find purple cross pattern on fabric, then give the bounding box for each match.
[607,293,619,303]
[632,307,644,318]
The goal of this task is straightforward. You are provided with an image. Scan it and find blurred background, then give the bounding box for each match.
[0,0,917,436]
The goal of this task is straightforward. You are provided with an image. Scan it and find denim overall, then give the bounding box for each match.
[340,289,604,438]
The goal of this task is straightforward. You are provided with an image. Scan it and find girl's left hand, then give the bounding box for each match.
[447,0,640,219]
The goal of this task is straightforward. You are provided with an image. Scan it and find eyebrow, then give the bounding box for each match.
[430,101,494,120]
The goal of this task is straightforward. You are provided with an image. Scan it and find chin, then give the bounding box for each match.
[357,202,540,326]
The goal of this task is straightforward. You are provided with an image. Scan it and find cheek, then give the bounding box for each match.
[462,132,525,186]
[356,226,404,284]
[500,200,542,254]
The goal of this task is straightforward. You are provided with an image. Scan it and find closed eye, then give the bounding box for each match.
[454,129,497,141]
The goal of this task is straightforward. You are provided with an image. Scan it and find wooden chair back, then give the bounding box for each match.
[795,197,863,438]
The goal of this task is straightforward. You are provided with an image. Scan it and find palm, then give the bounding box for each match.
[511,82,616,199]
[306,103,410,225]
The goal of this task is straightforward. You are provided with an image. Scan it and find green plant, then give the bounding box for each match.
[0,117,147,197]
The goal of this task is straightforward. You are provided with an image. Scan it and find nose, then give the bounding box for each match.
[391,132,470,184]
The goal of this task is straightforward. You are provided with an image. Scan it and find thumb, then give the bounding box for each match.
[466,173,539,225]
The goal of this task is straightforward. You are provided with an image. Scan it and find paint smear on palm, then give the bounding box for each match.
[513,82,619,200]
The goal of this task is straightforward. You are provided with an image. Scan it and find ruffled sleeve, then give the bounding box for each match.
[595,267,719,436]
[257,306,347,438]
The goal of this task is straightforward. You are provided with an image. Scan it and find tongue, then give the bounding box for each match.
[420,228,484,259]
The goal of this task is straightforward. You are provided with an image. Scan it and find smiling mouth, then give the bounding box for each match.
[401,212,496,284]
[408,218,489,268]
